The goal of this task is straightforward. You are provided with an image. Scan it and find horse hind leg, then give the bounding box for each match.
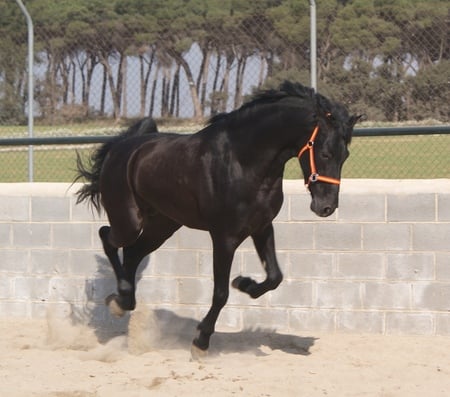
[102,215,182,317]
[99,225,141,317]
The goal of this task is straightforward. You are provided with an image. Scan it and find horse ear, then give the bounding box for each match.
[349,114,365,127]
[315,93,333,117]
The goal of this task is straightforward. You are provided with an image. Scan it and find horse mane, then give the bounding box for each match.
[208,80,353,144]
[207,81,316,126]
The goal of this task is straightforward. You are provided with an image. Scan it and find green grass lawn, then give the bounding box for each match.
[1,134,449,182]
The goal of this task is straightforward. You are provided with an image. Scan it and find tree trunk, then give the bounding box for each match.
[170,64,180,117]
[100,64,107,116]
[99,51,122,120]
[149,64,160,116]
[234,54,247,109]
[200,48,211,113]
[171,50,202,119]
[219,51,234,113]
[139,51,155,117]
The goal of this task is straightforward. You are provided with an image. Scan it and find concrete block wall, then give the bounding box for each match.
[0,180,449,336]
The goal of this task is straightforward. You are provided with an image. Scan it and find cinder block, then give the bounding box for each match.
[30,301,73,319]
[387,194,435,221]
[85,277,116,302]
[288,252,334,279]
[315,281,362,309]
[436,253,450,280]
[289,309,336,332]
[152,249,198,276]
[242,308,289,332]
[177,228,211,250]
[363,282,411,310]
[386,253,435,281]
[269,280,313,308]
[70,198,100,221]
[0,224,11,246]
[69,250,110,276]
[436,314,450,335]
[49,277,87,302]
[0,301,28,317]
[0,197,29,221]
[413,283,450,311]
[385,312,434,335]
[290,194,331,221]
[315,223,362,251]
[274,222,314,250]
[0,278,11,299]
[337,253,385,279]
[177,277,213,305]
[136,277,178,304]
[363,224,411,251]
[14,277,50,300]
[215,307,243,331]
[12,223,51,247]
[438,194,450,221]
[32,197,70,221]
[198,250,213,276]
[337,310,384,333]
[0,250,29,273]
[30,249,70,275]
[413,224,450,251]
[274,199,288,222]
[338,194,385,221]
[52,223,94,249]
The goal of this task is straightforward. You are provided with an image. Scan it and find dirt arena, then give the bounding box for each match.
[1,307,449,397]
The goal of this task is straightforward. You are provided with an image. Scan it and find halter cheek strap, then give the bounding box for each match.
[297,125,341,188]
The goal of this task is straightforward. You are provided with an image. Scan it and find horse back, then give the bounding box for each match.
[127,132,285,234]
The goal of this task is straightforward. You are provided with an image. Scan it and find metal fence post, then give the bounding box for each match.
[15,0,34,182]
[309,0,317,91]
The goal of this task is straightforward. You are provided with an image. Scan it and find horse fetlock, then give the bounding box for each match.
[118,279,134,294]
[99,226,110,240]
[192,329,210,353]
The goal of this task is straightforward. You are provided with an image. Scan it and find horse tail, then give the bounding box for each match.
[74,117,158,212]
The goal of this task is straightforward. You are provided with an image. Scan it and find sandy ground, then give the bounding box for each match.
[1,308,449,397]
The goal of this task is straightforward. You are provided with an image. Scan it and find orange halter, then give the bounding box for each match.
[297,125,341,188]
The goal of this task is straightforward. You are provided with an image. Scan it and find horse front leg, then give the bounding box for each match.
[232,223,283,298]
[192,235,237,357]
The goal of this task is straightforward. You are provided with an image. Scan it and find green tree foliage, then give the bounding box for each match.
[0,0,448,123]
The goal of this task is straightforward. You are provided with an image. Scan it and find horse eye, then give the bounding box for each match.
[321,152,332,160]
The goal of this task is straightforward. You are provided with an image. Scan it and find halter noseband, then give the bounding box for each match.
[297,125,341,188]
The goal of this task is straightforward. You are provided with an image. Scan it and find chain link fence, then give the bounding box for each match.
[0,0,449,181]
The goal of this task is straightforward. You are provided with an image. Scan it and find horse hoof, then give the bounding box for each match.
[231,276,253,291]
[231,276,244,289]
[190,343,208,362]
[106,294,125,318]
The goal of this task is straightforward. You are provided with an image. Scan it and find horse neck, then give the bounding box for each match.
[230,105,315,163]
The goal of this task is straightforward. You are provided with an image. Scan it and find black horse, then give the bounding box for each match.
[75,81,361,355]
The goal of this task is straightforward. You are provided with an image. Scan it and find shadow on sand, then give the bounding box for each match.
[72,254,316,357]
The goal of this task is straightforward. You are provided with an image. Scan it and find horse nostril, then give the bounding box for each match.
[322,206,333,217]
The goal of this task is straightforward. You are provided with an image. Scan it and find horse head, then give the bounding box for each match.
[298,93,363,217]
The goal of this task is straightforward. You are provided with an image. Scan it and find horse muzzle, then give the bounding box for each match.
[310,195,338,217]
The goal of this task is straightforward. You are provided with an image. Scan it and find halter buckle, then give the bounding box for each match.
[310,173,319,183]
